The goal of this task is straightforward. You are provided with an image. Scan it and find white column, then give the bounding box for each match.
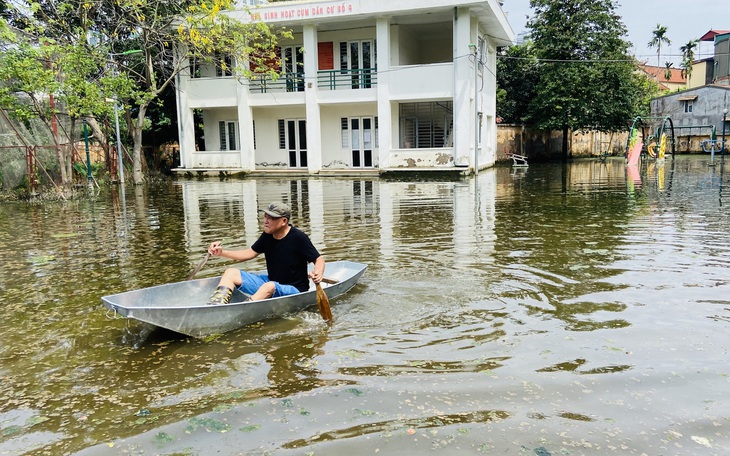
[481,41,498,168]
[175,46,195,169]
[376,17,392,169]
[238,79,255,171]
[453,7,473,168]
[307,180,326,249]
[378,181,394,261]
[303,24,323,173]
[242,181,260,243]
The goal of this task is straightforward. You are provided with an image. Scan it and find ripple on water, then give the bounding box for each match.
[3,159,730,454]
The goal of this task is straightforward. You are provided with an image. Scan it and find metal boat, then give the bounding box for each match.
[101,261,367,338]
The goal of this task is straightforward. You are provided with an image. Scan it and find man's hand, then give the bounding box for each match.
[208,241,223,256]
[309,269,323,284]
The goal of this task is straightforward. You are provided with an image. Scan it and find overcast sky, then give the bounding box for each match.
[501,0,727,65]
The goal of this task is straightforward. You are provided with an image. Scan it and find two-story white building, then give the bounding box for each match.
[174,0,514,175]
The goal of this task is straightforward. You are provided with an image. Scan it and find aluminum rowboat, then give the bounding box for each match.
[101,261,367,338]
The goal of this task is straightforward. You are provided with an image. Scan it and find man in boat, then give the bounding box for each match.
[205,201,325,305]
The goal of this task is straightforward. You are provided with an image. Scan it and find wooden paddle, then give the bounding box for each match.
[187,253,210,281]
[315,281,333,321]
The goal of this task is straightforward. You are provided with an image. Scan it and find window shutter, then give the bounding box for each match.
[219,121,227,151]
[278,120,286,149]
[341,117,349,148]
[228,123,237,150]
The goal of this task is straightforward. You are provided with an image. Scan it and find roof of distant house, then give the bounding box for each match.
[651,84,730,101]
[638,64,686,87]
[699,30,730,41]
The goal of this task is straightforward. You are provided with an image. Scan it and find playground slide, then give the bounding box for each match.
[627,162,642,188]
[627,141,643,166]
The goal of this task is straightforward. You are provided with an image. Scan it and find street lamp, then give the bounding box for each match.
[109,49,143,184]
[469,43,478,176]
[113,97,125,183]
[82,119,93,186]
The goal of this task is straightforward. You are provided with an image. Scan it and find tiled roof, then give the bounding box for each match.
[699,30,730,41]
[638,64,686,85]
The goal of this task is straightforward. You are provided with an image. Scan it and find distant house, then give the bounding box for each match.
[638,63,686,92]
[650,28,730,152]
[688,29,730,89]
[650,85,730,151]
[687,57,715,88]
[707,30,730,85]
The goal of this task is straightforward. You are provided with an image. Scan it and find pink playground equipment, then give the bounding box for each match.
[624,115,676,164]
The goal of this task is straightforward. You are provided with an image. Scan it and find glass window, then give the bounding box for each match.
[218,121,239,151]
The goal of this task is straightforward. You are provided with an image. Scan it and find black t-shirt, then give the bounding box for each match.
[251,225,321,292]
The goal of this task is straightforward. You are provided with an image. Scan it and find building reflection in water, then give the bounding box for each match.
[175,172,498,273]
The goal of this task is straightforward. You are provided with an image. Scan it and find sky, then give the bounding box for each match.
[501,0,727,66]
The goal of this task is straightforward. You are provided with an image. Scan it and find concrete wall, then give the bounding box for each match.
[496,125,629,161]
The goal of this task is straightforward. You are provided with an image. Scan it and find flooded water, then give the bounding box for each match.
[1,156,730,455]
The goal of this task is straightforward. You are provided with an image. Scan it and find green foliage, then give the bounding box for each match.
[496,42,539,124]
[680,39,698,79]
[524,0,653,134]
[0,43,59,122]
[648,23,671,68]
[1,0,289,184]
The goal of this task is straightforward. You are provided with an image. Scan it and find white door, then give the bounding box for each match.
[281,119,307,168]
[340,40,374,89]
[349,117,374,168]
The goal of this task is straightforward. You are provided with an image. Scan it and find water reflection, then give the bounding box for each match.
[1,156,730,455]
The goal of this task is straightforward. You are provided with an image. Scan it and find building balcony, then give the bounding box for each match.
[189,63,452,106]
[317,68,378,90]
[249,72,306,93]
[187,77,238,108]
[247,69,379,94]
[389,62,453,100]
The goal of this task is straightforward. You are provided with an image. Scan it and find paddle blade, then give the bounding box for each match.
[187,253,210,281]
[315,282,333,321]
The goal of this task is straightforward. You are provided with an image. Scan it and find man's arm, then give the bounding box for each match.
[208,242,259,262]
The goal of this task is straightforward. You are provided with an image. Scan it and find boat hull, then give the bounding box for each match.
[101,261,366,338]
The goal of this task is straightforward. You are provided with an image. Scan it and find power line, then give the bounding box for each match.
[496,51,730,64]
[497,55,638,63]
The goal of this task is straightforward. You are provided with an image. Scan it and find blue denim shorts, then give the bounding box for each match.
[238,271,300,298]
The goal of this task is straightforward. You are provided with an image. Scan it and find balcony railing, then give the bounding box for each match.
[248,68,379,93]
[317,68,377,90]
[249,72,305,93]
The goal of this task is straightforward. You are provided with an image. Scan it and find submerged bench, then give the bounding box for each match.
[506,153,528,167]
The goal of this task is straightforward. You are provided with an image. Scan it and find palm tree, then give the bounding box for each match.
[648,24,671,68]
[680,39,698,82]
[664,61,674,81]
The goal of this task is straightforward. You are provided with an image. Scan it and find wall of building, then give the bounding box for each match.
[496,125,629,161]
[652,86,730,128]
[715,35,730,84]
[688,60,714,89]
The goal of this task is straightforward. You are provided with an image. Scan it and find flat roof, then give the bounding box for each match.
[232,0,514,45]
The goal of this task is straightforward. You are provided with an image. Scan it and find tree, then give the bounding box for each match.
[680,39,697,81]
[3,0,290,185]
[664,61,673,81]
[526,0,648,159]
[648,24,670,68]
[0,21,112,187]
[496,42,539,124]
